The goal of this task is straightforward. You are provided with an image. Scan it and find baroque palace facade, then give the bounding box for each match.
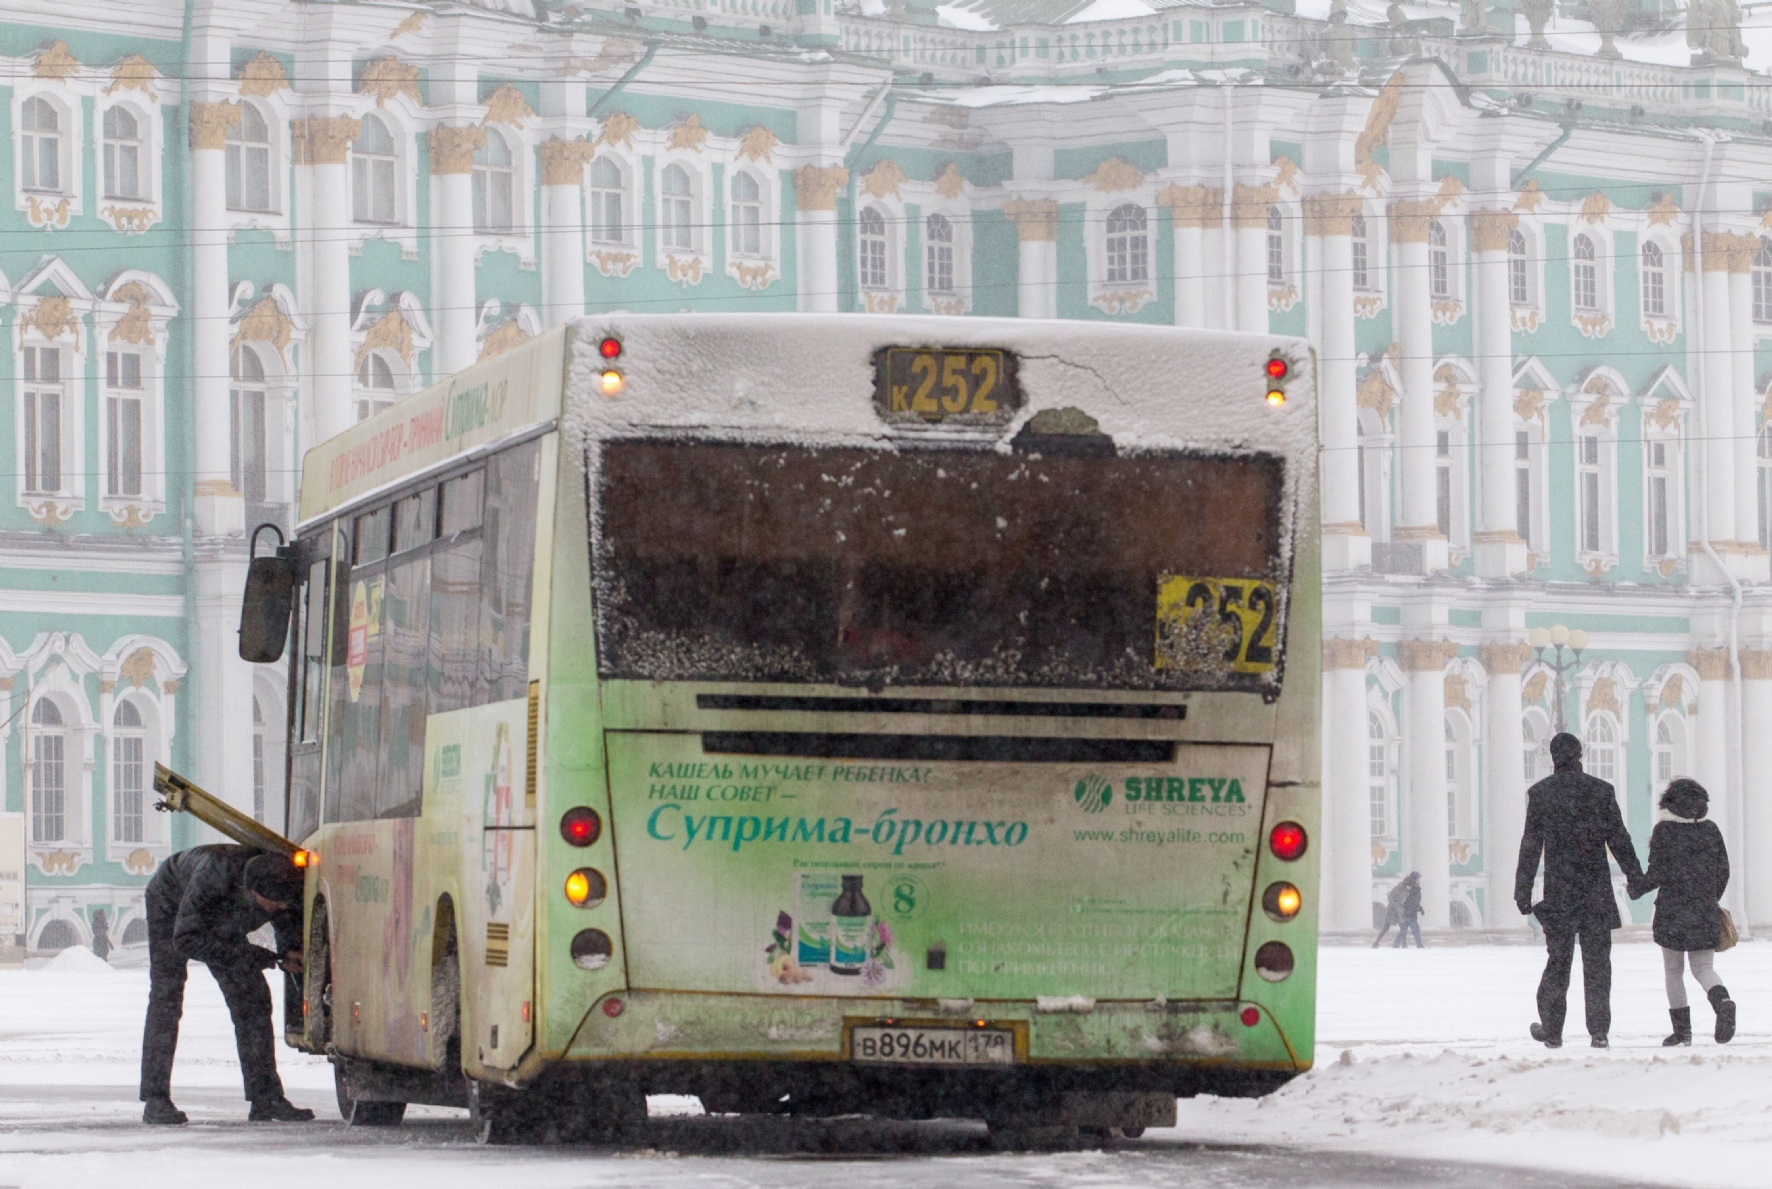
[6,0,1772,951]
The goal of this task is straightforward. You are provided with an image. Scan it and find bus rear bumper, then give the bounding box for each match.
[551,989,1304,1102]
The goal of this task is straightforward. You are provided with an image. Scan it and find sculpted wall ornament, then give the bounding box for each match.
[389,10,429,40]
[1001,198,1058,242]
[666,113,708,153]
[108,283,156,345]
[1687,647,1728,681]
[482,83,534,128]
[727,259,779,291]
[1513,387,1546,423]
[106,54,159,100]
[1086,156,1144,193]
[1090,288,1153,315]
[539,138,594,186]
[1687,0,1746,64]
[934,163,966,200]
[25,197,72,232]
[1648,194,1680,226]
[1513,179,1545,212]
[1270,155,1300,194]
[1522,671,1549,705]
[355,309,415,369]
[236,51,289,97]
[595,111,641,150]
[1301,191,1362,237]
[588,249,639,278]
[1469,208,1519,253]
[1354,71,1403,190]
[17,296,81,349]
[293,117,362,167]
[1322,637,1379,669]
[1398,639,1460,672]
[33,41,80,80]
[1657,672,1685,710]
[1580,193,1611,224]
[358,56,423,107]
[863,159,908,200]
[1444,673,1471,713]
[478,319,529,361]
[1233,182,1279,230]
[1158,185,1222,230]
[230,296,293,361]
[1479,642,1534,675]
[738,125,779,163]
[1587,676,1621,717]
[1357,362,1396,421]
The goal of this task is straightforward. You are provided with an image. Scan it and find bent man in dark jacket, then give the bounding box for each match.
[140,844,314,1124]
[1514,732,1644,1049]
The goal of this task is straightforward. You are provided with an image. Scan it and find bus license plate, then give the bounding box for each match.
[851,1025,1014,1066]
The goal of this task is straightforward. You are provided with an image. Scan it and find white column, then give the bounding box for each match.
[1698,242,1737,555]
[1391,201,1446,571]
[1742,652,1772,929]
[430,126,485,376]
[1003,199,1057,320]
[1311,191,1369,571]
[1691,648,1731,861]
[188,103,244,538]
[298,117,357,444]
[1402,639,1455,930]
[1325,640,1376,932]
[1232,181,1269,333]
[1729,238,1768,576]
[1472,210,1528,577]
[794,165,846,314]
[540,140,588,328]
[1481,643,1532,931]
[193,555,257,818]
[1163,185,1217,329]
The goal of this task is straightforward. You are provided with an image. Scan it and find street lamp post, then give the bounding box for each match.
[1528,624,1588,734]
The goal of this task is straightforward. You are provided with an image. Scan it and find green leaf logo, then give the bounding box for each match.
[1073,773,1112,814]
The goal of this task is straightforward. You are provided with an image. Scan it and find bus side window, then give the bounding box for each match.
[299,559,328,743]
[375,551,429,819]
[429,538,484,713]
[482,442,541,703]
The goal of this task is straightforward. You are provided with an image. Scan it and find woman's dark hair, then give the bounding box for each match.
[1660,778,1709,821]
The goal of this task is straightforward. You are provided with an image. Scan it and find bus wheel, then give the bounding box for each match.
[468,1079,543,1145]
[334,1065,407,1127]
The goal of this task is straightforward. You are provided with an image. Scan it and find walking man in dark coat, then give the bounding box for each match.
[140,844,314,1124]
[1515,732,1645,1049]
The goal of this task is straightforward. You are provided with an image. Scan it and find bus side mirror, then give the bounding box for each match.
[239,525,300,664]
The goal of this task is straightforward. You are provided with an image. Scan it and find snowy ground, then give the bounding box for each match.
[2,939,1769,1187]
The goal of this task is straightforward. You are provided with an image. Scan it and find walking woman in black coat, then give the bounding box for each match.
[1633,779,1736,1045]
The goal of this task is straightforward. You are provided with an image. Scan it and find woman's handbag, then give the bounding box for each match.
[1717,907,1739,953]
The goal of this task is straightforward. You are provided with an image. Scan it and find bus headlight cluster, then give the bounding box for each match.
[1265,356,1288,405]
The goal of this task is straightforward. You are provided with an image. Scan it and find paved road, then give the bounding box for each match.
[0,1085,1661,1189]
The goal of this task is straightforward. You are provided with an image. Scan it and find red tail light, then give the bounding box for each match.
[561,807,602,847]
[1269,821,1307,861]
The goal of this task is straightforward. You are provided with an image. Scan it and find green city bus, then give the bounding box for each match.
[242,313,1321,1142]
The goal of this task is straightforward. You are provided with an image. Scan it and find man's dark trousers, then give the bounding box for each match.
[1537,923,1613,1040]
[140,913,283,1103]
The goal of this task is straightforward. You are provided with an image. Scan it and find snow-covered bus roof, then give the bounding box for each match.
[298,313,1316,527]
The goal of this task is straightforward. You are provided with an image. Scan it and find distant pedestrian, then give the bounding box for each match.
[1515,732,1645,1050]
[1371,877,1409,947]
[1631,778,1736,1046]
[90,909,111,963]
[1391,872,1424,949]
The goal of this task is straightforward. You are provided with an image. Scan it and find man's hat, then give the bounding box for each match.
[244,852,303,905]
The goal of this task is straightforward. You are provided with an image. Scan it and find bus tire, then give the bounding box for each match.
[307,901,332,1049]
[334,1065,407,1127]
[468,1079,543,1146]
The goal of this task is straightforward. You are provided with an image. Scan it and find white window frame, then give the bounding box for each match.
[1507,222,1545,330]
[1584,712,1623,787]
[1445,712,1478,842]
[1641,238,1669,318]
[1643,423,1684,565]
[1574,422,1618,564]
[94,95,164,234]
[652,152,711,287]
[104,347,147,500]
[469,124,534,266]
[1755,237,1772,324]
[13,87,83,228]
[1351,212,1375,291]
[1104,202,1150,287]
[1512,418,1547,554]
[20,343,69,499]
[95,273,173,523]
[111,698,148,845]
[1571,231,1600,312]
[230,345,271,506]
[1652,712,1686,799]
[1522,707,1552,786]
[1367,705,1398,851]
[101,104,144,202]
[351,113,401,227]
[1567,226,1615,334]
[857,203,896,301]
[354,349,403,423]
[918,203,973,314]
[1433,407,1470,551]
[1357,406,1394,543]
[472,127,517,234]
[23,667,98,866]
[727,167,768,260]
[589,154,630,247]
[226,100,277,215]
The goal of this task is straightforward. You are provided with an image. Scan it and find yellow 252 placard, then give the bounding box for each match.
[1154,575,1281,675]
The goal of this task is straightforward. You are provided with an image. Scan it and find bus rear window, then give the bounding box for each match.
[593,441,1288,692]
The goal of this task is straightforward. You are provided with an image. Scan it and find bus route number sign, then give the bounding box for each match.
[874,347,1021,425]
[1155,575,1281,676]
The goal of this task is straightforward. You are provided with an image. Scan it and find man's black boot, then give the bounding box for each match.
[248,1096,316,1122]
[142,1097,187,1125]
[1589,1034,1609,1049]
[1663,1007,1692,1046]
[1529,1022,1561,1049]
[1709,984,1737,1044]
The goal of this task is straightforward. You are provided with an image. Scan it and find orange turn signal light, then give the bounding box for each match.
[564,868,607,908]
[292,849,312,868]
[599,369,625,397]
[1262,881,1302,921]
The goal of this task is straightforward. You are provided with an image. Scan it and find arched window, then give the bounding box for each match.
[113,700,145,844]
[858,206,889,291]
[21,96,61,193]
[1266,205,1285,283]
[589,157,625,245]
[1368,711,1391,839]
[1653,715,1684,795]
[925,213,955,295]
[1523,708,1551,784]
[230,346,267,505]
[30,700,66,843]
[1105,203,1148,285]
[659,164,694,252]
[226,103,273,213]
[1755,238,1772,323]
[122,917,148,946]
[1641,240,1667,318]
[355,352,397,423]
[472,132,515,233]
[352,115,397,225]
[1508,228,1530,305]
[252,697,266,823]
[1572,233,1599,312]
[102,106,142,200]
[1428,220,1451,300]
[730,171,762,258]
[35,918,78,952]
[1584,714,1619,784]
[1759,423,1772,549]
[1351,214,1371,290]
